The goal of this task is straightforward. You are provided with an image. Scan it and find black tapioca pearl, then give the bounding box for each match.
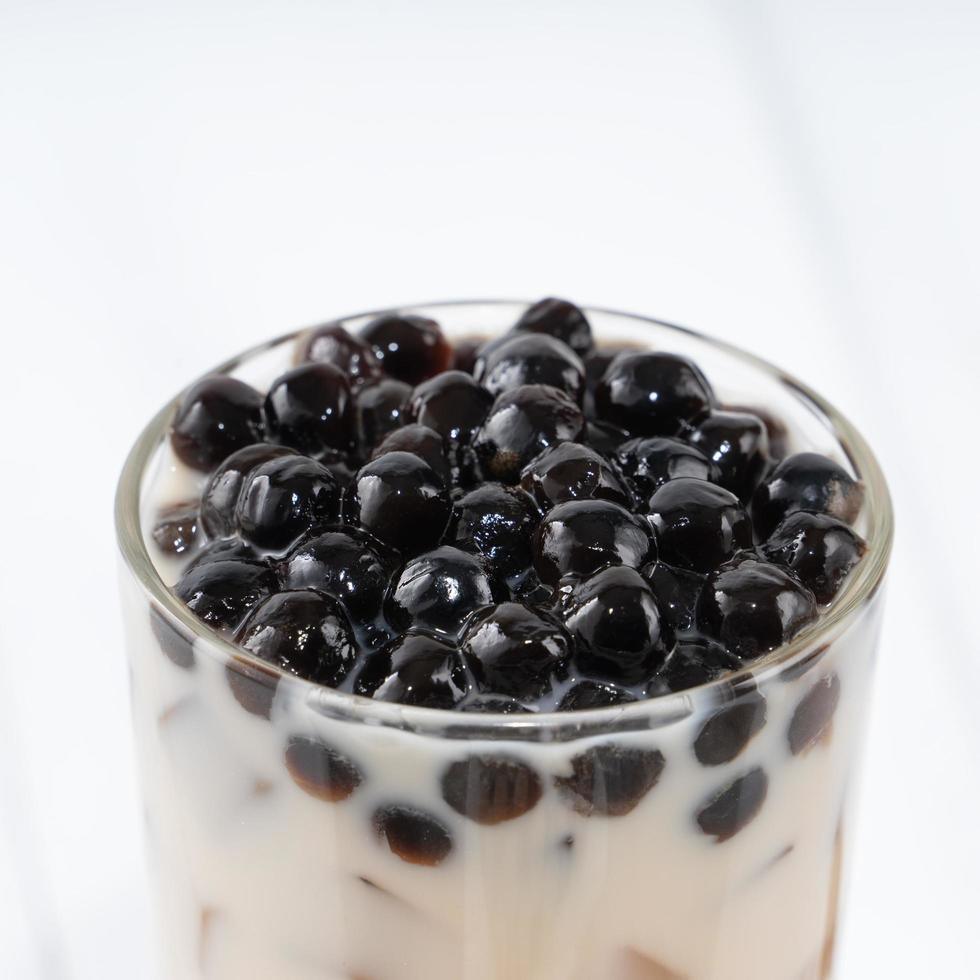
[788,674,841,755]
[152,502,200,556]
[751,452,864,538]
[558,680,637,711]
[360,313,452,385]
[150,605,195,669]
[594,351,714,436]
[513,296,594,358]
[441,755,543,825]
[284,736,363,802]
[175,556,279,631]
[696,767,768,841]
[300,323,383,384]
[170,375,266,472]
[693,690,767,766]
[554,744,665,817]
[373,805,453,866]
[225,655,280,719]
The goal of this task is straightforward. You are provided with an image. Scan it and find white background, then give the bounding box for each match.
[1,1,978,977]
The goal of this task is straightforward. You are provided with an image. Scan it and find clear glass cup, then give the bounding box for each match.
[116,301,892,980]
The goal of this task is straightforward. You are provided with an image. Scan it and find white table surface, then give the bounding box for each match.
[1,1,977,977]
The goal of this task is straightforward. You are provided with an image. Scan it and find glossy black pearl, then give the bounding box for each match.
[343,451,450,554]
[360,313,452,385]
[562,565,672,683]
[385,545,500,638]
[200,443,296,538]
[519,442,630,511]
[646,560,707,634]
[533,499,656,586]
[235,589,357,687]
[264,362,354,456]
[372,424,451,483]
[299,323,383,384]
[474,333,586,404]
[751,452,864,538]
[174,558,278,631]
[582,346,631,417]
[152,502,200,556]
[558,680,637,711]
[170,375,265,471]
[445,484,540,591]
[761,512,866,603]
[615,436,717,501]
[461,602,572,699]
[235,455,341,551]
[405,371,493,446]
[726,403,790,459]
[357,631,478,709]
[281,527,394,621]
[689,410,770,501]
[696,556,818,660]
[473,384,586,484]
[654,635,741,693]
[648,477,752,573]
[594,352,714,437]
[353,378,412,451]
[512,297,593,357]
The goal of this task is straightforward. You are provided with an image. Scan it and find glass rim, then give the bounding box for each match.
[115,298,894,739]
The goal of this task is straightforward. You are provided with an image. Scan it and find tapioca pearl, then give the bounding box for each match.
[299,323,383,385]
[151,502,200,556]
[513,297,594,358]
[695,767,769,842]
[372,805,453,867]
[751,452,864,538]
[594,351,714,437]
[224,655,280,719]
[174,557,279,631]
[558,680,637,711]
[693,690,767,766]
[441,756,543,825]
[170,375,266,472]
[475,332,586,403]
[149,605,195,669]
[788,674,841,755]
[284,736,363,803]
[360,313,452,385]
[554,744,666,817]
